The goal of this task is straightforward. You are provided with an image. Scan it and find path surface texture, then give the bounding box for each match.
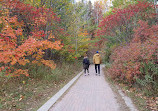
[49,65,123,111]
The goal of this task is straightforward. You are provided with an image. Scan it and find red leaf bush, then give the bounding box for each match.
[108,20,157,84]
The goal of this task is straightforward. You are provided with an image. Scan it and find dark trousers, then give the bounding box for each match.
[95,64,100,74]
[84,68,89,74]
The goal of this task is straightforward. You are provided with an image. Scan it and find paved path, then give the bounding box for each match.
[49,65,120,111]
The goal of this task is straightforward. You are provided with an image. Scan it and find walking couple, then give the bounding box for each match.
[83,51,101,76]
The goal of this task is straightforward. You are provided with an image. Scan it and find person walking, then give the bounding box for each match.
[93,51,101,76]
[83,54,90,76]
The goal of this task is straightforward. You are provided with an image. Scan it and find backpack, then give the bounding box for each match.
[84,58,89,65]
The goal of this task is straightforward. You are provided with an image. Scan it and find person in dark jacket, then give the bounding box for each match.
[83,54,90,76]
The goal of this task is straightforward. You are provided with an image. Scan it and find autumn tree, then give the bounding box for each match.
[96,0,157,95]
[0,0,63,77]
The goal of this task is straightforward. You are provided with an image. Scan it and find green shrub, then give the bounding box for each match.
[136,61,158,96]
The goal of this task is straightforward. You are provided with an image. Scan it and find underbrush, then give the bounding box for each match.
[104,63,158,111]
[0,60,82,111]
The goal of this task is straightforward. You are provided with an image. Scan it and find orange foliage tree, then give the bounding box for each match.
[0,0,63,77]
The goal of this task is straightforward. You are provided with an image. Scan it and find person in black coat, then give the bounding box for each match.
[83,54,90,76]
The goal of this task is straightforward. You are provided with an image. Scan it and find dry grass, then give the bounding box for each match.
[0,61,82,111]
